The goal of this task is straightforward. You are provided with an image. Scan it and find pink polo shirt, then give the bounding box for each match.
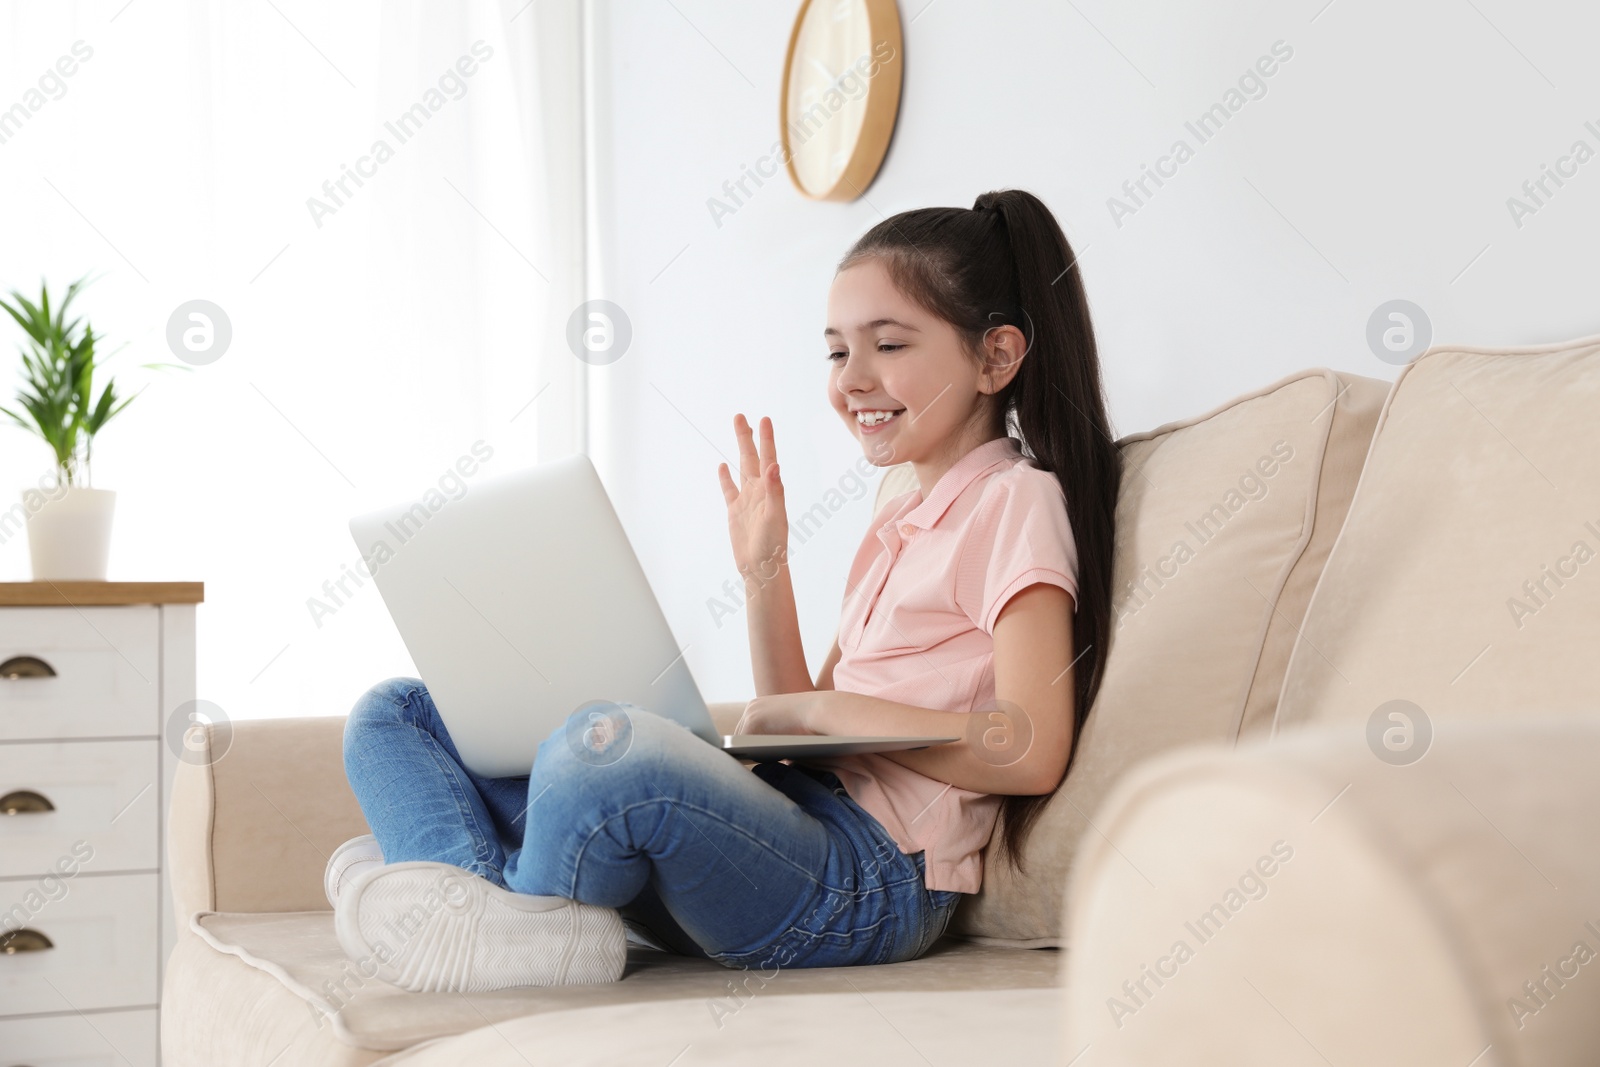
[803,435,1079,894]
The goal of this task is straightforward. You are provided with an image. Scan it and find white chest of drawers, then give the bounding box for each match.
[0,582,202,1067]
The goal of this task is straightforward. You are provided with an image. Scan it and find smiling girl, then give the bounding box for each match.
[334,188,1119,993]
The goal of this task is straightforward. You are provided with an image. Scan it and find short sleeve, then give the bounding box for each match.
[958,468,1079,635]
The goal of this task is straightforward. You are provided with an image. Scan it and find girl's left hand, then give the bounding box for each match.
[735,693,819,735]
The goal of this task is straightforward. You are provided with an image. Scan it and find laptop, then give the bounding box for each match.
[348,453,959,778]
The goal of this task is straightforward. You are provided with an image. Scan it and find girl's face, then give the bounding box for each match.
[825,258,998,478]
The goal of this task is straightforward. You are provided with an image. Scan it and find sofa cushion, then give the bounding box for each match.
[1060,715,1600,1065]
[170,911,1060,1058]
[164,930,389,1067]
[1276,334,1600,731]
[372,986,1062,1065]
[870,368,1390,946]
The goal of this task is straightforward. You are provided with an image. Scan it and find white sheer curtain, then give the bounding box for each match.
[0,0,585,721]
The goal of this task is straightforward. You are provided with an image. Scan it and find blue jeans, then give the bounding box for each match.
[341,677,962,970]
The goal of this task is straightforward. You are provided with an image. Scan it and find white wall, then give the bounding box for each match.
[585,0,1600,704]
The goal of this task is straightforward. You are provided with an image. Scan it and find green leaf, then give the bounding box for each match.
[86,381,119,432]
[0,273,141,473]
[0,403,36,432]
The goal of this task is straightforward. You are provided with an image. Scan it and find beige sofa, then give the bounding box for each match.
[161,335,1600,1065]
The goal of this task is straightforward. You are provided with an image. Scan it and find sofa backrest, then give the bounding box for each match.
[870,367,1391,945]
[1276,334,1600,734]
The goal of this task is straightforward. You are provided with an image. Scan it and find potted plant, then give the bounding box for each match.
[0,275,146,580]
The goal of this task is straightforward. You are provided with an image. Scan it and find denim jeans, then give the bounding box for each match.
[341,677,963,970]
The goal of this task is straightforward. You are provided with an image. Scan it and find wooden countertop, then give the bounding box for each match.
[0,581,205,606]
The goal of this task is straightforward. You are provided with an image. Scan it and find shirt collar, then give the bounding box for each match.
[896,436,1024,531]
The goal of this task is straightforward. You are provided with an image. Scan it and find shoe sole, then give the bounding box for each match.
[334,861,626,992]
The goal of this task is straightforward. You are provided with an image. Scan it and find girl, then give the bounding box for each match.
[335,188,1120,994]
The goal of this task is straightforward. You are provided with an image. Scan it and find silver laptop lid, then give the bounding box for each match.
[349,453,718,778]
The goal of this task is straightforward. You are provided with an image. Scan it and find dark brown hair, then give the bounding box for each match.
[838,188,1120,874]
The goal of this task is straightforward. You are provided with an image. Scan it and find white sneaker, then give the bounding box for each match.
[324,834,386,910]
[334,860,627,992]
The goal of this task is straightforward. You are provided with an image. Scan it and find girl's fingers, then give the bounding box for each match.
[736,698,760,734]
[734,413,760,484]
[717,462,738,505]
[759,416,777,470]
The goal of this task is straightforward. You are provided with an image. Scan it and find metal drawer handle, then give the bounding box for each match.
[0,928,53,954]
[0,655,56,679]
[0,789,54,815]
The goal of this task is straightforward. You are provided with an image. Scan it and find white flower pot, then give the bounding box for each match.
[23,486,117,581]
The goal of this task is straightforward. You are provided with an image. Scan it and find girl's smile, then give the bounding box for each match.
[853,408,904,433]
[825,257,1023,495]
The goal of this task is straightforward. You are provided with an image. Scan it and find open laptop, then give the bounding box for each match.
[348,453,958,778]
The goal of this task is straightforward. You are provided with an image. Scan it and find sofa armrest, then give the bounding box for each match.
[1061,715,1600,1064]
[169,716,371,919]
[170,704,755,920]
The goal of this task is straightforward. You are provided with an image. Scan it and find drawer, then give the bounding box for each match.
[0,608,160,741]
[0,740,160,877]
[0,1008,156,1066]
[0,872,157,1017]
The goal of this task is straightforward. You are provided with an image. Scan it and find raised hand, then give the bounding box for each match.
[716,414,790,589]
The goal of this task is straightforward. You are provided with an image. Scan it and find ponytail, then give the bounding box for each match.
[838,189,1121,873]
